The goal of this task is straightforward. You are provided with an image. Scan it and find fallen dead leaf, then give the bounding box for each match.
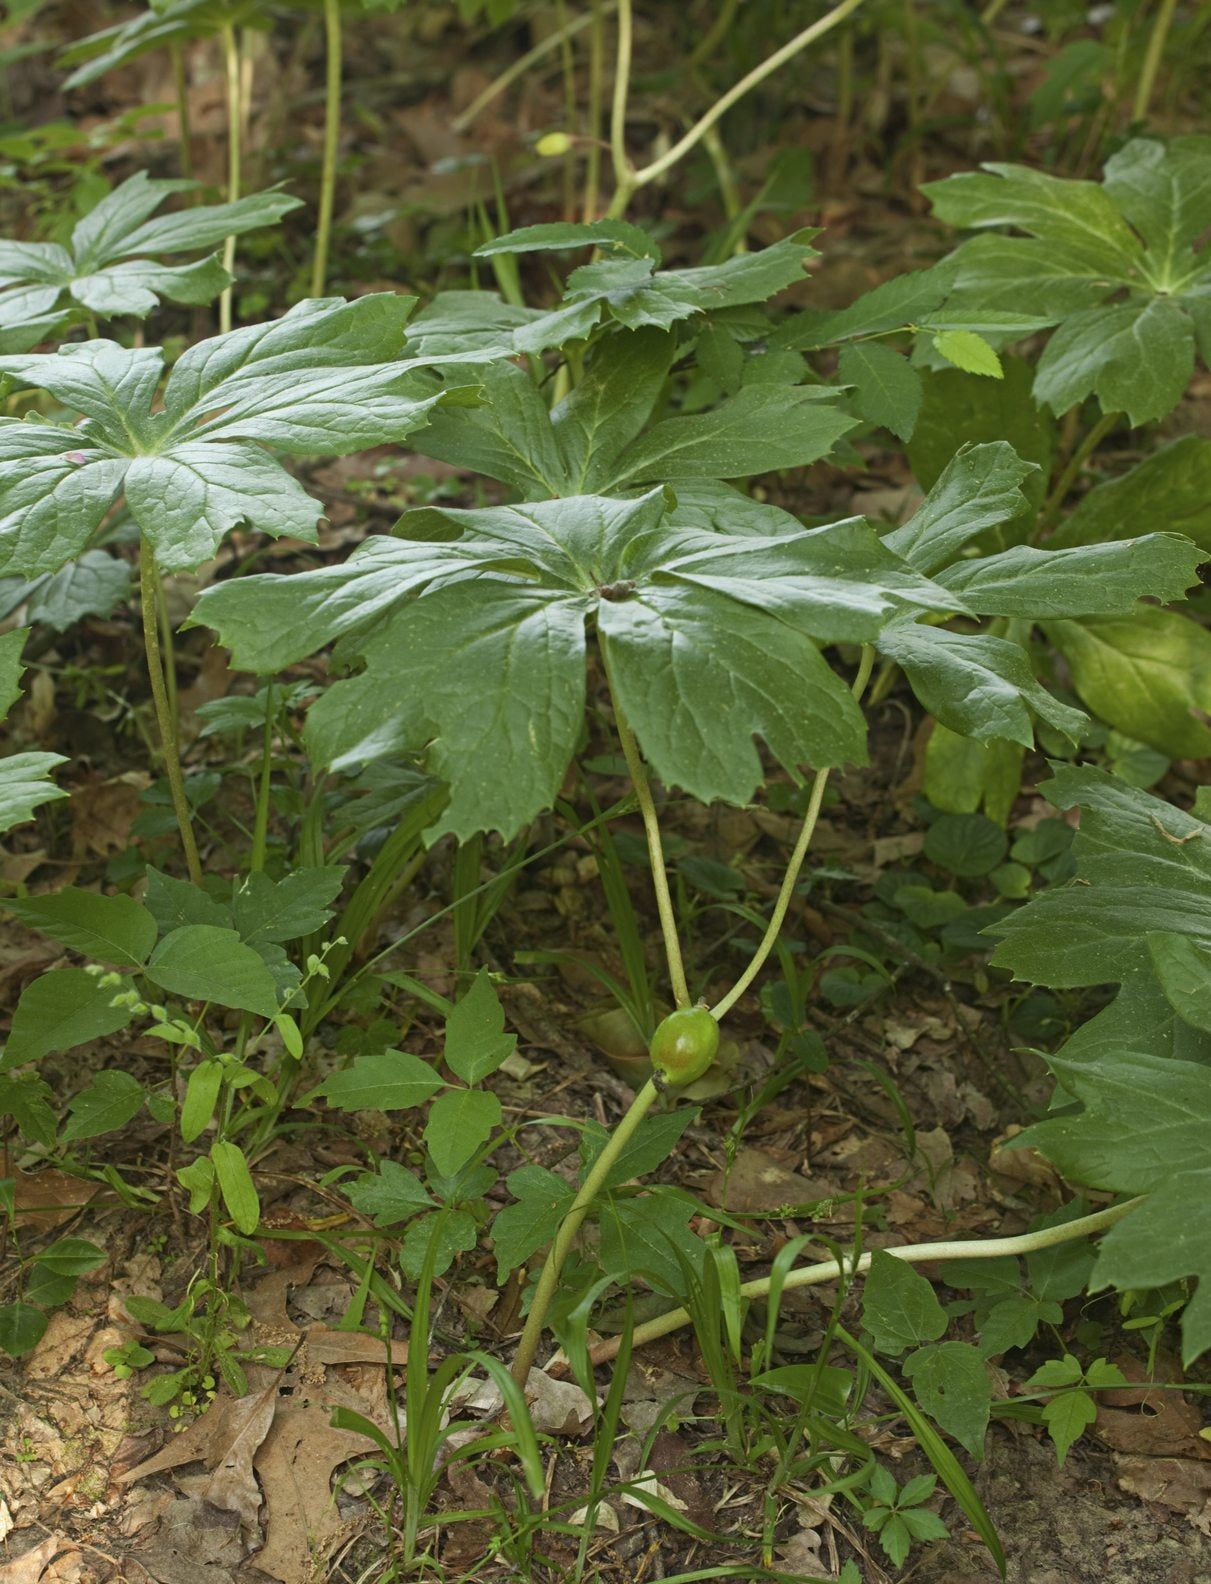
[453,1369,595,1435]
[202,1383,276,1527]
[707,1147,838,1214]
[304,1326,408,1368]
[8,1168,99,1233]
[69,774,146,859]
[1115,1454,1211,1534]
[25,1313,96,1379]
[120,1384,278,1532]
[0,1537,77,1584]
[132,1495,248,1584]
[251,1402,372,1583]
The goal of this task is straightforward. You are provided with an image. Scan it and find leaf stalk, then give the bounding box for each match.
[510,1077,659,1389]
[311,0,343,298]
[140,542,203,885]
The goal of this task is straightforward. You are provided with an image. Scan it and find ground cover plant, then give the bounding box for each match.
[1,4,1210,1583]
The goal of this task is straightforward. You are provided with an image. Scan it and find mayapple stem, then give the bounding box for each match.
[603,650,691,1009]
[1133,0,1178,124]
[219,23,242,335]
[606,0,866,217]
[311,0,342,298]
[1037,409,1121,539]
[511,1078,659,1389]
[140,543,203,885]
[712,644,875,1023]
[578,1196,1146,1367]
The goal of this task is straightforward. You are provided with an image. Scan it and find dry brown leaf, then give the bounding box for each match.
[0,1537,77,1584]
[69,775,146,859]
[250,1403,373,1584]
[8,1168,99,1232]
[120,1384,278,1532]
[707,1147,837,1214]
[202,1384,276,1527]
[303,1327,408,1367]
[24,1313,96,1379]
[1115,1454,1211,1534]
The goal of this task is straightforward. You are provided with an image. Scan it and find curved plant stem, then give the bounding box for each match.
[603,651,690,1009]
[170,42,194,183]
[605,0,636,217]
[583,0,605,220]
[140,542,203,885]
[625,0,866,196]
[219,23,242,335]
[1037,408,1121,538]
[1133,0,1179,124]
[452,5,612,134]
[510,1078,659,1389]
[155,578,179,731]
[311,0,342,298]
[581,1196,1147,1366]
[712,645,875,1023]
[689,0,742,69]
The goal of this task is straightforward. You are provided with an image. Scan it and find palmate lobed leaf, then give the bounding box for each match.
[923,136,1211,424]
[193,435,1202,839]
[1020,1057,1211,1365]
[873,441,1204,747]
[472,226,821,356]
[0,295,491,576]
[195,485,971,840]
[989,765,1211,988]
[0,172,301,322]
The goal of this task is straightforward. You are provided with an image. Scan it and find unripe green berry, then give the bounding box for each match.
[649,1006,719,1087]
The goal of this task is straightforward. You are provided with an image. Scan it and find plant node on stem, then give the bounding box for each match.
[140,542,203,885]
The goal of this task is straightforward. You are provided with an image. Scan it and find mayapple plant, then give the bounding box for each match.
[190,230,1205,1400]
[2,178,1210,1505]
[0,292,493,881]
[0,171,300,344]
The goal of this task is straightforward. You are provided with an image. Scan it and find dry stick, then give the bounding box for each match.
[606,0,868,217]
[140,543,203,885]
[579,1196,1147,1367]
